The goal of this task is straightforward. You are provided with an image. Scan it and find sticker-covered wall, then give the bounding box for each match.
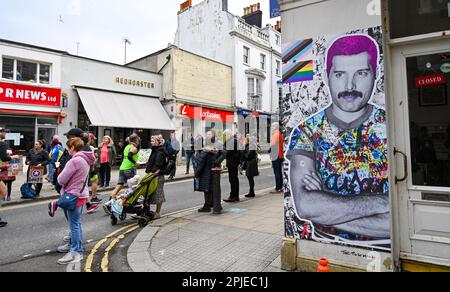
[282,26,390,251]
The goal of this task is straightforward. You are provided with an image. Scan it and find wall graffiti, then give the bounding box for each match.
[283,27,391,251]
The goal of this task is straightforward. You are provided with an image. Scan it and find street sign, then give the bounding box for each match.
[270,0,280,18]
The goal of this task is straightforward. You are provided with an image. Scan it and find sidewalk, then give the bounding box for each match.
[2,154,273,207]
[127,188,285,272]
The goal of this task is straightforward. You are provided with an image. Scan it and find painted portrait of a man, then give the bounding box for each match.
[287,34,390,242]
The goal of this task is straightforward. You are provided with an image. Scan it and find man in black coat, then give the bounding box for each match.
[223,130,242,203]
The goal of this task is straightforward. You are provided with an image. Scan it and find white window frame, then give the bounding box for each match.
[276,60,281,76]
[1,57,51,85]
[243,46,250,65]
[276,34,281,46]
[260,54,266,71]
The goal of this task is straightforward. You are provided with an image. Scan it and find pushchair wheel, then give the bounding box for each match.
[111,215,118,226]
[119,213,127,221]
[138,217,149,228]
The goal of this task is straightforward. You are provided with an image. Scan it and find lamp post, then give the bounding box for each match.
[124,38,131,64]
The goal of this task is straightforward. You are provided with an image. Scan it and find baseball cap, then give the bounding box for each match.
[64,128,84,138]
[89,133,97,140]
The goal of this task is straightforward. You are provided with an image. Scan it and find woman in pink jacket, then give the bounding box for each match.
[49,138,95,265]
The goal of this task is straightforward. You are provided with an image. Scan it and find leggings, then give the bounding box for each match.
[2,181,12,197]
[247,176,255,195]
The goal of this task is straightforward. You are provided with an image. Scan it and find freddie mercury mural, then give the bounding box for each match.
[283,27,390,250]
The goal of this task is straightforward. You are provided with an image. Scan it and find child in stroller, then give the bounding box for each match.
[106,171,160,227]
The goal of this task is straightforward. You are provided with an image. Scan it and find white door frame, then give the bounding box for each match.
[386,36,450,269]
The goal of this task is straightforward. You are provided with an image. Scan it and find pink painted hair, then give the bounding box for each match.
[327,35,379,77]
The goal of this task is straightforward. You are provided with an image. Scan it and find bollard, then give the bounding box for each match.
[211,168,222,213]
[317,258,330,273]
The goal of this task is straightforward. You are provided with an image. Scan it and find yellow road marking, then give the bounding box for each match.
[101,225,140,272]
[84,223,137,272]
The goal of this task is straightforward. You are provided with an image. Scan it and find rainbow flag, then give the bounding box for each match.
[282,39,314,84]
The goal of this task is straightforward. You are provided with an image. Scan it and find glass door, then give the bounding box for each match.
[391,38,450,266]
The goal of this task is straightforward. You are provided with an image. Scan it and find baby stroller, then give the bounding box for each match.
[110,171,160,228]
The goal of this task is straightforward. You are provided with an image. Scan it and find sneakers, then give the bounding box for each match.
[245,194,256,198]
[6,196,11,202]
[63,235,71,243]
[48,201,58,218]
[102,204,112,216]
[87,203,99,214]
[0,220,7,228]
[57,243,71,254]
[57,252,83,265]
[90,197,102,203]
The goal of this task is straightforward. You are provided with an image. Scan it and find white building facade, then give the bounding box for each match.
[174,0,281,141]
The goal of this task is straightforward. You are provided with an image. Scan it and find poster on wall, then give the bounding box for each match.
[282,26,390,251]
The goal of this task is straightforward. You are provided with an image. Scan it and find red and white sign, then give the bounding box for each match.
[415,73,447,88]
[179,104,234,122]
[0,82,61,107]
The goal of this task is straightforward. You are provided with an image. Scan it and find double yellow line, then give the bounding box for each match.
[85,223,140,272]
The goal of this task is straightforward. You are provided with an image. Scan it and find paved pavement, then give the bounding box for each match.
[128,188,285,272]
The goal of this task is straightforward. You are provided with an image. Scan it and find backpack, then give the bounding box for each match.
[54,149,71,193]
[21,183,36,199]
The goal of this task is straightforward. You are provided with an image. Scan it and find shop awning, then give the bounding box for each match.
[76,88,175,130]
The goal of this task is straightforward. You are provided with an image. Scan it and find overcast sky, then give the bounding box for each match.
[0,0,279,64]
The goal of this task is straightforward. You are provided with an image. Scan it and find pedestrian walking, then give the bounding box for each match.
[97,135,116,188]
[86,133,101,207]
[243,135,260,198]
[165,132,180,180]
[146,135,170,220]
[26,140,50,198]
[184,133,195,174]
[270,122,284,193]
[223,130,241,203]
[49,137,95,265]
[195,130,226,215]
[110,135,141,200]
[0,128,20,228]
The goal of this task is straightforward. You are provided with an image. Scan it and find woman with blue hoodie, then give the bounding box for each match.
[49,137,95,265]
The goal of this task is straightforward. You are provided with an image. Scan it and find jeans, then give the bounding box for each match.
[185,152,194,174]
[272,158,283,191]
[48,163,56,185]
[99,163,111,186]
[67,205,84,254]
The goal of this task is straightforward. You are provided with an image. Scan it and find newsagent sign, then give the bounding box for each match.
[0,82,61,107]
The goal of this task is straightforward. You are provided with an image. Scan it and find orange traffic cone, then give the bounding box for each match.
[317,258,330,272]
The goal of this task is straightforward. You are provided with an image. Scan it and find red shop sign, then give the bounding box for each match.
[0,82,61,107]
[179,104,234,122]
[415,73,447,88]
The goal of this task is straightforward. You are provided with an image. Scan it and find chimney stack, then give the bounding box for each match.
[275,20,281,32]
[178,0,192,14]
[242,2,263,28]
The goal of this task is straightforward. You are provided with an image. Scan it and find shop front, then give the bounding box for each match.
[0,81,61,153]
[61,54,174,156]
[178,103,235,143]
[237,108,272,149]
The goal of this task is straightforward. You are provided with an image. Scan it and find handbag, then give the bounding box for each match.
[57,175,89,211]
